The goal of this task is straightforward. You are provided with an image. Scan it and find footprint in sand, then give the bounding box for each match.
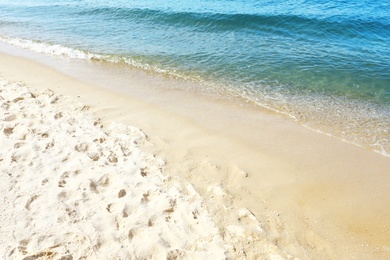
[74,142,88,153]
[89,180,99,193]
[162,199,176,222]
[13,142,26,149]
[3,127,14,136]
[54,112,63,120]
[140,167,148,177]
[118,189,126,198]
[58,172,70,188]
[97,174,110,187]
[107,152,118,163]
[9,239,30,256]
[25,195,39,210]
[106,202,122,214]
[88,152,100,161]
[238,208,264,233]
[167,249,187,260]
[5,114,17,122]
[121,205,131,218]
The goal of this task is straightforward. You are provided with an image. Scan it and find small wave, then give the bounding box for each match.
[0,35,100,60]
[77,6,390,40]
[0,35,193,81]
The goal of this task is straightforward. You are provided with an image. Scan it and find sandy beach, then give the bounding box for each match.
[0,72,286,259]
[1,46,390,259]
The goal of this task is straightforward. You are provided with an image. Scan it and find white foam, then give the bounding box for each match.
[0,35,188,81]
[0,35,102,60]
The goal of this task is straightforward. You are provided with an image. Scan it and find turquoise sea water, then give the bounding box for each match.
[0,0,389,155]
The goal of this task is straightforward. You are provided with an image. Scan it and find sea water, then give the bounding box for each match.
[0,0,389,156]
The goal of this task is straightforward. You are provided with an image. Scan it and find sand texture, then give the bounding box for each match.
[0,78,287,259]
[2,46,390,259]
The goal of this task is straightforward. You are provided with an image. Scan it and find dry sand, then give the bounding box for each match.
[1,47,390,259]
[0,78,286,259]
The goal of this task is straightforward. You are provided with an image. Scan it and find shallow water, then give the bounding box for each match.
[0,0,389,155]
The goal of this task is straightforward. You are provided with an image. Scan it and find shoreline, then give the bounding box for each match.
[1,36,389,159]
[1,46,390,259]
